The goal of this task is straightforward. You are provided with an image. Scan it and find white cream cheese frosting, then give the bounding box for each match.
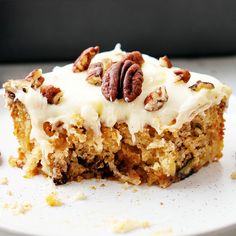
[14,44,232,149]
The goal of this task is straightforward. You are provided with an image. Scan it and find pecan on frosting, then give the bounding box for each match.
[73,46,100,73]
[174,69,191,83]
[123,51,144,66]
[86,58,113,86]
[40,85,63,105]
[86,62,103,86]
[144,86,168,112]
[189,80,215,91]
[101,60,143,102]
[159,56,173,68]
[25,68,45,89]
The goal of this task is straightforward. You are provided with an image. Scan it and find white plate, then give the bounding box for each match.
[1,90,236,236]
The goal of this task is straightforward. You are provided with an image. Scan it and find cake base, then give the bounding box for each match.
[8,98,226,188]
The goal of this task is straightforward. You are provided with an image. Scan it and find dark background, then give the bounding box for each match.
[1,0,236,62]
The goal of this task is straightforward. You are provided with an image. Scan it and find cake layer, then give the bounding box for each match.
[6,98,227,187]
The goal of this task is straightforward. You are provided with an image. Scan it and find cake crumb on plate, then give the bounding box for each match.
[73,191,87,201]
[122,182,130,190]
[2,202,32,215]
[110,219,150,233]
[8,156,17,167]
[45,192,63,207]
[151,228,173,236]
[231,171,236,179]
[6,190,13,196]
[0,177,8,185]
[90,186,96,190]
[132,187,138,192]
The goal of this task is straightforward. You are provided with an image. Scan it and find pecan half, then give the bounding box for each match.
[144,86,168,112]
[174,69,191,83]
[123,51,144,66]
[122,61,143,102]
[101,60,143,102]
[86,62,103,86]
[72,46,100,72]
[43,121,55,137]
[40,85,63,104]
[159,56,172,68]
[189,80,215,91]
[25,69,45,89]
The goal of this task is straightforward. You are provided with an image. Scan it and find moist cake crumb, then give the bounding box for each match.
[0,177,8,185]
[230,171,236,179]
[132,187,138,192]
[110,219,150,233]
[73,191,87,201]
[151,228,173,236]
[45,192,63,207]
[6,190,13,196]
[122,182,130,190]
[8,156,18,167]
[2,202,32,215]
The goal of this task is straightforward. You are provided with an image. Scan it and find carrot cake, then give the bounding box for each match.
[3,44,232,187]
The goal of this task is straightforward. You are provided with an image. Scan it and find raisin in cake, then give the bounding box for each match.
[3,44,232,187]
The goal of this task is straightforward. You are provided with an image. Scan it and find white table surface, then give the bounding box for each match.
[0,56,235,236]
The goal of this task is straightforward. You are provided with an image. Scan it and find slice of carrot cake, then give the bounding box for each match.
[3,44,231,187]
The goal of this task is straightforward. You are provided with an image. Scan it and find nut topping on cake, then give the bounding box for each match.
[25,69,45,89]
[144,86,168,112]
[102,58,113,71]
[40,85,63,104]
[73,46,100,73]
[174,69,191,83]
[43,121,55,137]
[86,62,103,86]
[86,59,113,86]
[2,45,232,189]
[123,51,144,66]
[101,60,143,102]
[159,56,173,68]
[189,80,215,91]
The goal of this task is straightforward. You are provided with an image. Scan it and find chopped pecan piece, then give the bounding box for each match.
[101,60,143,102]
[159,56,173,68]
[25,69,45,89]
[86,62,103,86]
[189,80,215,91]
[174,69,191,83]
[40,85,63,104]
[7,91,15,100]
[123,51,144,66]
[72,46,100,72]
[3,80,30,103]
[43,121,55,137]
[144,86,168,112]
[101,58,112,72]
